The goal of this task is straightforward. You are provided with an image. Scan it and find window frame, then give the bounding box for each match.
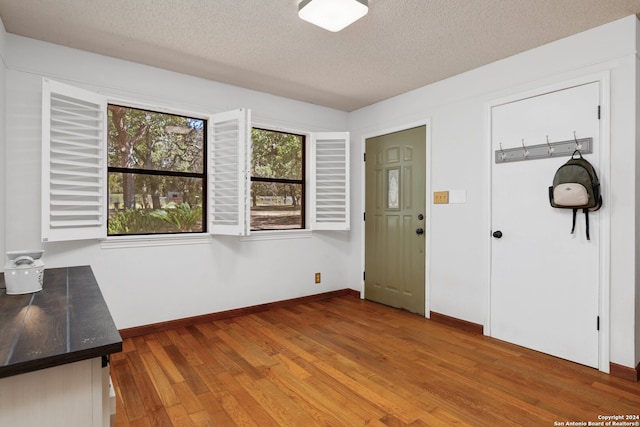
[106,103,209,237]
[42,79,350,245]
[250,126,307,232]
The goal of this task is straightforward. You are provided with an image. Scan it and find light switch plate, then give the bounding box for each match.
[433,191,449,204]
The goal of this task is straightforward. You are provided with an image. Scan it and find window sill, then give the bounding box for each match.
[99,229,312,248]
[100,233,213,249]
[240,229,312,241]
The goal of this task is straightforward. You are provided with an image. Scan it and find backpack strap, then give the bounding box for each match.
[571,208,591,240]
[584,208,590,240]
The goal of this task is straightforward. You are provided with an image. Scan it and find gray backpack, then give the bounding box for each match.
[548,150,602,240]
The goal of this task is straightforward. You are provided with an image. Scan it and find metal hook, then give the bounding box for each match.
[521,139,529,157]
[499,143,506,161]
[573,131,582,150]
[546,135,554,155]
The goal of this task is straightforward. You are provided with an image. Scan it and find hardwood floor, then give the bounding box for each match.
[110,295,640,426]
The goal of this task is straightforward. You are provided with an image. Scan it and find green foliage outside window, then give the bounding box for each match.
[251,129,304,230]
[107,105,206,235]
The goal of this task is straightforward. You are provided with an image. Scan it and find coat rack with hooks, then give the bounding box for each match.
[494,134,592,164]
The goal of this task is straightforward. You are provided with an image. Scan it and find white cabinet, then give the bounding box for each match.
[0,357,113,426]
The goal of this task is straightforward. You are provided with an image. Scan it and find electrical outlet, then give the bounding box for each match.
[315,272,321,284]
[433,191,449,204]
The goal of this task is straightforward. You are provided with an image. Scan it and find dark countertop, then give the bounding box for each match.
[0,265,122,378]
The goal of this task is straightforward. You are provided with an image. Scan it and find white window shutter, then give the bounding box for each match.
[42,79,107,242]
[310,132,350,230]
[208,109,251,236]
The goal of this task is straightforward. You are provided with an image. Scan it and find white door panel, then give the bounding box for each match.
[490,82,600,368]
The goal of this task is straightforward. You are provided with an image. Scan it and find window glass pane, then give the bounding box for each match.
[108,105,205,173]
[108,172,204,235]
[251,129,302,180]
[251,182,303,230]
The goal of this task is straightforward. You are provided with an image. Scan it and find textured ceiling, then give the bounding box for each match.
[1,1,640,111]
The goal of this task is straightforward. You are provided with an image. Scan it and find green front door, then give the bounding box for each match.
[365,126,426,315]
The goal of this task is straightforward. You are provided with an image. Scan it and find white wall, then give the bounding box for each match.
[349,16,639,369]
[635,21,640,370]
[0,19,6,270]
[3,35,351,329]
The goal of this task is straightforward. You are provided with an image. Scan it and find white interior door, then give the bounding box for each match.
[490,82,601,368]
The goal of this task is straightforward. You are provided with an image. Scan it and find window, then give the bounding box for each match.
[250,128,304,231]
[106,105,206,235]
[42,79,350,243]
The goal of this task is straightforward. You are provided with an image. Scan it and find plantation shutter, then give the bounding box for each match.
[42,79,107,242]
[208,109,251,236]
[310,132,350,230]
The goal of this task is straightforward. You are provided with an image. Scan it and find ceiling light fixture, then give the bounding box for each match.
[298,0,369,32]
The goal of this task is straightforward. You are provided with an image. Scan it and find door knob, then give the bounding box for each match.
[492,230,503,239]
[416,228,424,235]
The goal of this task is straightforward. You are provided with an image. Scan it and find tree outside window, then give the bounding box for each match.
[107,105,206,235]
[251,128,304,230]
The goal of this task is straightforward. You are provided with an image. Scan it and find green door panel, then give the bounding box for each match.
[365,126,426,315]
